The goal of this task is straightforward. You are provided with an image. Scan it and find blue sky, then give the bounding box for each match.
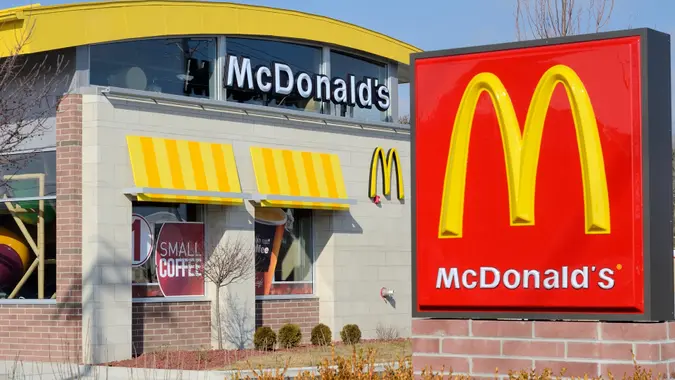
[10,0,675,117]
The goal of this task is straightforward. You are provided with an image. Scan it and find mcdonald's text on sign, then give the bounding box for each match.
[411,30,674,321]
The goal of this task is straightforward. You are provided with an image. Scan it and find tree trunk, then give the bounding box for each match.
[216,286,223,350]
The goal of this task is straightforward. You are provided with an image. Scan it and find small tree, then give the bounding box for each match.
[203,235,254,349]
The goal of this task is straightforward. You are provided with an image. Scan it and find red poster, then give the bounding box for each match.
[154,222,205,297]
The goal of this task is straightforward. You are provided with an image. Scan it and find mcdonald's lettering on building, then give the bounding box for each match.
[411,29,674,321]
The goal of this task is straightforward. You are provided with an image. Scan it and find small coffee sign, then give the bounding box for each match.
[225,55,391,111]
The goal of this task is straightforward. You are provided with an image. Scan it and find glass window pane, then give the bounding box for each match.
[90,38,216,98]
[225,38,322,113]
[330,51,389,122]
[0,199,57,299]
[254,208,313,296]
[0,151,56,199]
[131,202,202,298]
[276,209,312,283]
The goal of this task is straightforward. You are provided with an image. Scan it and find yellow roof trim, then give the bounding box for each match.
[0,0,421,64]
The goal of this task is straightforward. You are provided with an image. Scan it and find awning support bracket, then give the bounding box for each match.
[123,187,253,200]
[250,192,358,205]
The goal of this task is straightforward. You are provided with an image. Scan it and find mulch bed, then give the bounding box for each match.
[105,338,410,371]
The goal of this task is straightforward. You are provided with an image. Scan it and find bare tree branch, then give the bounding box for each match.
[204,236,254,289]
[0,12,71,191]
[203,235,254,350]
[515,0,615,41]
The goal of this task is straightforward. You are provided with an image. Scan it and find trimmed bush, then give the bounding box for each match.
[310,323,332,346]
[278,323,302,348]
[253,326,277,351]
[340,324,362,345]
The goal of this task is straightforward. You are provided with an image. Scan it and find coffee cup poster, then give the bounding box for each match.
[254,208,313,296]
[131,213,205,298]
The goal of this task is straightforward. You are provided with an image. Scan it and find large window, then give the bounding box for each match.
[131,202,204,298]
[90,37,217,98]
[0,150,57,300]
[225,38,323,113]
[330,51,389,122]
[254,208,313,296]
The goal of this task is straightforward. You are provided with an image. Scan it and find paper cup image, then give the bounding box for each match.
[254,208,288,295]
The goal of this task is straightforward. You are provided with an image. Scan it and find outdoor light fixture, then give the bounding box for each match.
[380,287,394,298]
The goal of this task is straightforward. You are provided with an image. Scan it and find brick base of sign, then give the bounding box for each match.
[412,319,675,378]
[255,298,320,342]
[132,301,211,355]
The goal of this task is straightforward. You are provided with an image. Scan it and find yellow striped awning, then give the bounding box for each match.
[250,146,355,210]
[125,136,247,205]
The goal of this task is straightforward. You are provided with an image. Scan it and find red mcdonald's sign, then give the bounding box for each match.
[411,29,673,321]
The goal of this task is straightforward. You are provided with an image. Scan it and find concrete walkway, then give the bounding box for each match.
[0,360,400,379]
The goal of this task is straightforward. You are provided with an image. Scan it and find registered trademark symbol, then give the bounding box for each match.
[616,264,623,270]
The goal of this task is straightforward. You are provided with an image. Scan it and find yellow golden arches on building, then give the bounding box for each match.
[438,64,610,239]
[0,0,421,64]
[369,147,404,200]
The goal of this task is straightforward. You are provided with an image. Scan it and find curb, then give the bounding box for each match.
[1,360,401,379]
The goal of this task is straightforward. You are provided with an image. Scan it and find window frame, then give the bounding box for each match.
[83,34,394,123]
[223,36,327,114]
[270,208,314,286]
[254,208,318,301]
[130,201,210,303]
[327,48,391,122]
[88,35,221,101]
[0,147,58,304]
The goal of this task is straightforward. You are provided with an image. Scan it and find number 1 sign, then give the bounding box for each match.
[132,214,153,267]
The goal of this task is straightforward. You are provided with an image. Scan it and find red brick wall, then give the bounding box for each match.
[132,301,211,355]
[0,94,83,362]
[413,319,675,378]
[255,298,320,343]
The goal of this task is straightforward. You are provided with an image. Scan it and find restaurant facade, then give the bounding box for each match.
[0,0,420,363]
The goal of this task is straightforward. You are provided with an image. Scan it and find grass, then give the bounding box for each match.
[223,338,411,370]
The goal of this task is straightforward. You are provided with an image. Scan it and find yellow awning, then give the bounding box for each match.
[250,146,354,210]
[125,136,246,205]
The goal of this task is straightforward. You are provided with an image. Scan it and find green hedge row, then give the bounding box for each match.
[253,323,362,350]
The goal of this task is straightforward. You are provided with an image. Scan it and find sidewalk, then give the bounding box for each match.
[0,359,400,379]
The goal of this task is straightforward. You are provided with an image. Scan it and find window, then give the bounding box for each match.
[330,51,389,122]
[225,38,323,113]
[254,208,313,296]
[131,202,204,298]
[90,37,217,98]
[0,150,57,300]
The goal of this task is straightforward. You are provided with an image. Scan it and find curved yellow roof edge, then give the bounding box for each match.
[0,0,422,65]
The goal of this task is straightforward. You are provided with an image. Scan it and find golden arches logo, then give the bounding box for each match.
[438,64,611,239]
[369,147,404,200]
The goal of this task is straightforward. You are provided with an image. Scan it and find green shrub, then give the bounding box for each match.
[253,326,277,351]
[310,323,332,346]
[278,323,302,349]
[340,323,361,345]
